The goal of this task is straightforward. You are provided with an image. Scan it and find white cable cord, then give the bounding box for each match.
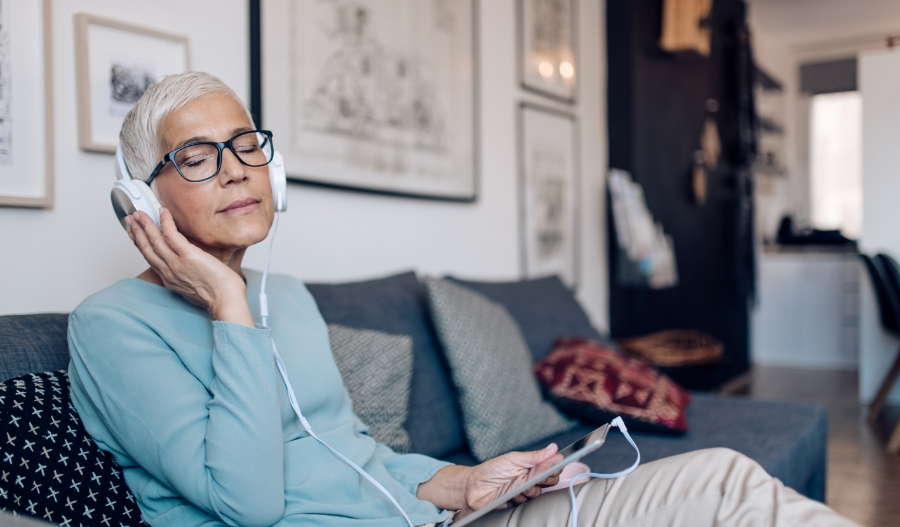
[567,417,641,527]
[258,212,415,527]
[258,212,279,329]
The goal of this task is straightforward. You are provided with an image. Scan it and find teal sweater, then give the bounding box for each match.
[68,270,451,527]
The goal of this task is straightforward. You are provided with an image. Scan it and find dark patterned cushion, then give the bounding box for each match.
[328,324,414,453]
[534,339,691,433]
[423,278,574,461]
[0,371,146,526]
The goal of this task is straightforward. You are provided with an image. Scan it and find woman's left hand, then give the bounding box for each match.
[458,444,563,519]
[416,444,563,520]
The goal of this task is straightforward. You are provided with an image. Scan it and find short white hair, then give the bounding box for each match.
[119,71,254,182]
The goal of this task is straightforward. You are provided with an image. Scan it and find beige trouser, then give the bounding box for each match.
[469,448,860,527]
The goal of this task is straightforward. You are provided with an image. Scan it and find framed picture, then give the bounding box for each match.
[518,0,577,103]
[74,14,189,153]
[0,0,53,208]
[260,0,477,201]
[518,102,579,287]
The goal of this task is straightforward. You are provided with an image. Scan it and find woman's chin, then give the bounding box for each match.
[211,218,272,248]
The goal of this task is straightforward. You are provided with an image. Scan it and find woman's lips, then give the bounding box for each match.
[219,197,260,216]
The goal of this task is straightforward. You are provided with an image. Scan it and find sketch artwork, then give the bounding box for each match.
[280,0,476,199]
[520,104,578,286]
[530,144,567,261]
[0,0,12,166]
[108,61,156,117]
[302,4,446,151]
[520,0,576,102]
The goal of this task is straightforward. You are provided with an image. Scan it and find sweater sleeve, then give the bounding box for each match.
[372,444,453,497]
[349,411,453,498]
[68,305,286,527]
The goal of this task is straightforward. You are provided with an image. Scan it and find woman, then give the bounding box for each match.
[68,72,858,527]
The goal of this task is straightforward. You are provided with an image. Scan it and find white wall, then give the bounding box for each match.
[859,49,900,404]
[0,0,610,332]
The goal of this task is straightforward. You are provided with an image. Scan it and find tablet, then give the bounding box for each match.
[450,423,610,527]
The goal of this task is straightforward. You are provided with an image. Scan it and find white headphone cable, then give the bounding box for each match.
[258,211,278,328]
[567,417,641,527]
[257,212,416,527]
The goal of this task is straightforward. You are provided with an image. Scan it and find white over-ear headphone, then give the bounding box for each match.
[111,144,288,230]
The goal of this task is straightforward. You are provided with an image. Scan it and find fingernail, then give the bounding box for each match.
[544,444,555,451]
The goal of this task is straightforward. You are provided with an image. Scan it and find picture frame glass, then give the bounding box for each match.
[521,105,578,287]
[86,25,187,148]
[263,0,477,200]
[75,16,189,153]
[0,0,51,205]
[520,0,577,102]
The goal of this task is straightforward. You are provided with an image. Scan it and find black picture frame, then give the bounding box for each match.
[250,0,480,203]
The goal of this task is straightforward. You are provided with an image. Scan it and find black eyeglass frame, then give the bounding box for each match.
[145,129,274,186]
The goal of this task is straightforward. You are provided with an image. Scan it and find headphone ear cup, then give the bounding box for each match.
[269,151,287,212]
[111,179,162,230]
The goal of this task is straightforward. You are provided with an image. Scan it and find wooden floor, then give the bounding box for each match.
[731,366,900,527]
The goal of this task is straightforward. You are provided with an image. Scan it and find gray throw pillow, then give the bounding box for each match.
[328,324,413,453]
[422,277,575,461]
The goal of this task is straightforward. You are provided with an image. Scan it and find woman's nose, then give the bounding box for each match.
[218,148,249,184]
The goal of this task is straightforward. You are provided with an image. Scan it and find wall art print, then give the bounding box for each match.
[0,0,53,208]
[262,0,477,200]
[519,102,579,287]
[74,14,189,153]
[519,0,577,103]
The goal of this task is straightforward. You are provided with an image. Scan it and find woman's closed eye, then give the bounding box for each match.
[236,144,260,155]
[182,155,213,169]
[176,148,215,169]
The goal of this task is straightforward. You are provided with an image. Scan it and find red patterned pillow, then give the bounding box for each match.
[534,338,691,433]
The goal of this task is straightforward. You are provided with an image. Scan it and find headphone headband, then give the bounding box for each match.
[115,145,132,181]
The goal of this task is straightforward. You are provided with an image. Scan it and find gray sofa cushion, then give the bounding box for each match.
[423,278,574,461]
[447,276,606,362]
[328,324,414,453]
[0,314,70,382]
[306,272,467,459]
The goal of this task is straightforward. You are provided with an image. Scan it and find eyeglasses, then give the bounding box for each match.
[145,129,274,185]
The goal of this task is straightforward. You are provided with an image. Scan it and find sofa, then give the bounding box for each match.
[0,271,828,524]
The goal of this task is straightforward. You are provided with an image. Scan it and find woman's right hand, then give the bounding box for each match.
[126,208,255,327]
